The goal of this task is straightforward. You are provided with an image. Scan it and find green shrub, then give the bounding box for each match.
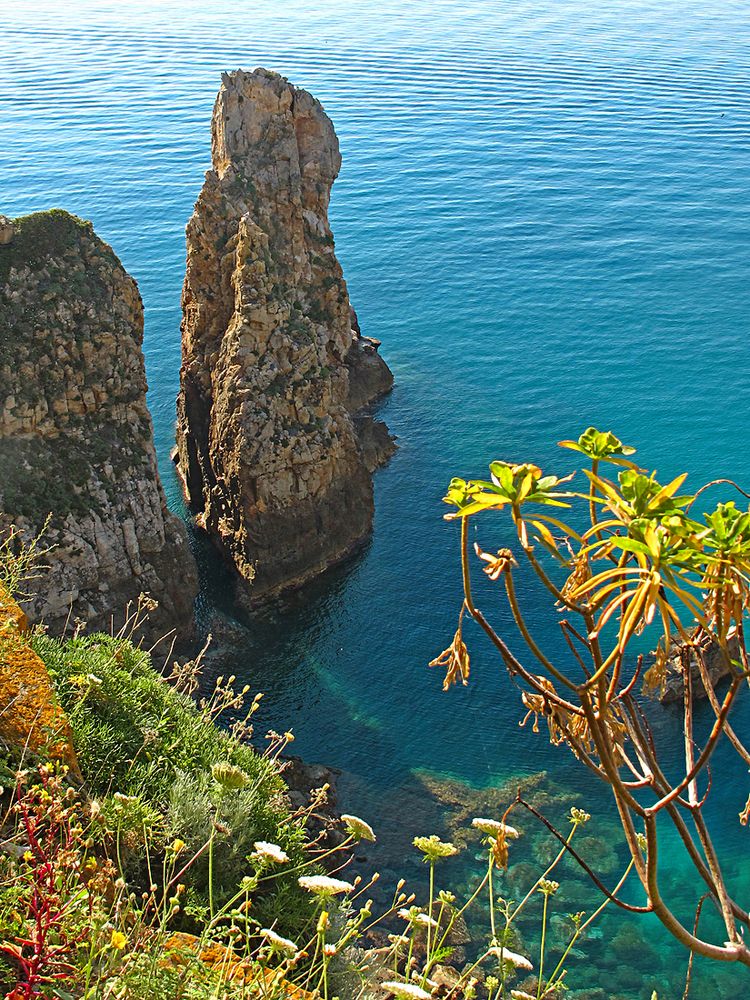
[32,631,311,932]
[0,209,105,286]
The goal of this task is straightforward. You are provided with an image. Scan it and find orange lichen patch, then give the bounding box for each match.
[163,932,314,998]
[0,586,79,776]
[0,584,28,632]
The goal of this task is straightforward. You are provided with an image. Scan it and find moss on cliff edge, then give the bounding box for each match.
[0,209,111,286]
[0,430,125,519]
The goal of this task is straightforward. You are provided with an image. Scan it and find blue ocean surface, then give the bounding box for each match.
[3,1,750,994]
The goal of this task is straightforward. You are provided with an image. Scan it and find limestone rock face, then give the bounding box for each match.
[176,68,393,599]
[0,210,198,643]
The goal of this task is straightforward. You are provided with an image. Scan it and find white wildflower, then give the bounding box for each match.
[397,906,434,928]
[298,875,354,896]
[472,818,520,838]
[413,834,458,860]
[382,982,432,1000]
[341,813,376,842]
[252,841,290,864]
[259,928,297,955]
[489,946,533,970]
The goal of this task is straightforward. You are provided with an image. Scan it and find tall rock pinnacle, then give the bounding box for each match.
[176,69,394,600]
[0,210,198,643]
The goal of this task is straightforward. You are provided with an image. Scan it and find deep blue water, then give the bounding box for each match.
[3,1,750,994]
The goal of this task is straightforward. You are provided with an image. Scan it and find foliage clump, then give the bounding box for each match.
[30,630,309,927]
[434,425,750,977]
[0,590,616,999]
[0,210,106,287]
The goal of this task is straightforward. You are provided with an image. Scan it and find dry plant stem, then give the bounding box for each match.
[633,721,750,926]
[580,693,645,817]
[644,817,750,965]
[689,807,742,944]
[614,653,643,702]
[515,796,648,912]
[579,697,650,891]
[687,477,750,510]
[447,442,750,972]
[736,620,750,678]
[580,633,627,691]
[617,703,654,785]
[503,569,578,692]
[547,858,636,990]
[570,619,747,951]
[683,894,710,1000]
[459,519,583,715]
[558,728,608,780]
[520,540,581,613]
[692,642,750,768]
[606,695,748,959]
[648,679,740,813]
[559,619,591,676]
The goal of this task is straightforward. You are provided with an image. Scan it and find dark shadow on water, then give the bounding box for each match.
[189,519,372,636]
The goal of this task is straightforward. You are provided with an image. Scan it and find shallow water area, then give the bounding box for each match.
[4,1,750,994]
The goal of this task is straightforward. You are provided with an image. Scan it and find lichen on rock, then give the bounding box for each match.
[0,583,79,773]
[0,210,198,643]
[176,68,394,601]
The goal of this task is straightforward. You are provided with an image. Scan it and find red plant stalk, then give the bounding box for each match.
[1,770,91,998]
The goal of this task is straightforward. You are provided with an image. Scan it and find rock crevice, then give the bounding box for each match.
[176,68,393,600]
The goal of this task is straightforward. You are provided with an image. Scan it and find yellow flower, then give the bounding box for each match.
[23,851,33,862]
[110,929,127,950]
[170,839,186,854]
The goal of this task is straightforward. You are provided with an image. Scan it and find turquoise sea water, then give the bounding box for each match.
[3,1,750,994]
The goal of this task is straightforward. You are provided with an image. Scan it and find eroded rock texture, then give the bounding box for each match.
[0,210,198,643]
[176,68,393,599]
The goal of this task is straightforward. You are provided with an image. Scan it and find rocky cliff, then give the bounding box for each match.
[0,210,198,643]
[176,68,394,601]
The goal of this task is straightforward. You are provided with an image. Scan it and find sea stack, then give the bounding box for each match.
[0,210,198,643]
[176,68,394,600]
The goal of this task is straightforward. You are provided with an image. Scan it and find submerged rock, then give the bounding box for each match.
[658,635,739,704]
[176,68,394,601]
[0,210,198,644]
[280,755,345,851]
